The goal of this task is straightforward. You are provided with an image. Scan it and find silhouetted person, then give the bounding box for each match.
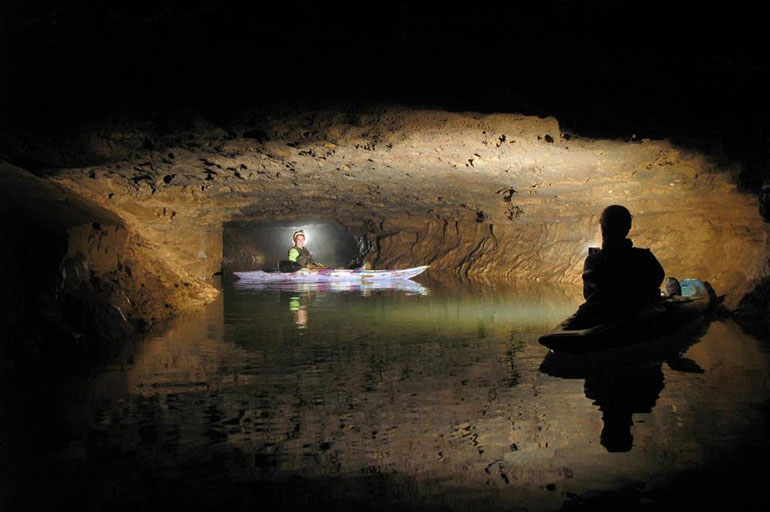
[568,205,664,329]
[347,235,371,269]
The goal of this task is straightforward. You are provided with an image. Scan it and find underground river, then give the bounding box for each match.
[3,274,769,510]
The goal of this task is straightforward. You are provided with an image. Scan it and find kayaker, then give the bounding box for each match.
[287,230,320,269]
[567,205,665,329]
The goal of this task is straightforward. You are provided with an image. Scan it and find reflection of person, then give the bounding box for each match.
[568,205,665,329]
[584,365,664,452]
[288,230,320,268]
[289,295,308,328]
[583,353,704,452]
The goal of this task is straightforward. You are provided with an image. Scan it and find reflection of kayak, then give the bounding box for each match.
[233,265,429,283]
[539,279,713,354]
[540,318,708,379]
[233,279,429,295]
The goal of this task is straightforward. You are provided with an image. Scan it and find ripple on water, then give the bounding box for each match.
[28,278,770,509]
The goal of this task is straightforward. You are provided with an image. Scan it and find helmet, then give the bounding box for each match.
[293,230,306,242]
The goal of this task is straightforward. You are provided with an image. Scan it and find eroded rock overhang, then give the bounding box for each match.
[46,108,766,313]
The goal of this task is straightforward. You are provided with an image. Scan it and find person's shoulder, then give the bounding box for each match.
[631,246,661,262]
[631,246,656,256]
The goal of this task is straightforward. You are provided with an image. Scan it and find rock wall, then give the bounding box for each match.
[49,108,765,304]
[2,107,766,364]
[0,162,217,372]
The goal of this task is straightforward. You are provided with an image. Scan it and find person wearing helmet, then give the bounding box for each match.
[568,205,665,329]
[287,230,319,268]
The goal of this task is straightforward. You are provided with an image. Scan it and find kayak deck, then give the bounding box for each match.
[539,279,712,354]
[539,317,709,378]
[233,265,429,283]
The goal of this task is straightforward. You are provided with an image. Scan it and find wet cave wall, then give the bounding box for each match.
[2,2,770,367]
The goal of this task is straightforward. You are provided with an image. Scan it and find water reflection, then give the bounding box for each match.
[4,278,770,511]
[234,279,431,329]
[585,365,664,452]
[540,319,708,452]
[289,294,308,328]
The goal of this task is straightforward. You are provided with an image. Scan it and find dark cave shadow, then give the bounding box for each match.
[539,319,709,453]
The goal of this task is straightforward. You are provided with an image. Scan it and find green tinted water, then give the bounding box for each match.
[18,276,770,510]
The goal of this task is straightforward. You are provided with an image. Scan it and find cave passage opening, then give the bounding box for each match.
[222,220,360,272]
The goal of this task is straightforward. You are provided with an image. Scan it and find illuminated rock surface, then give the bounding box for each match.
[45,109,766,307]
[2,107,766,364]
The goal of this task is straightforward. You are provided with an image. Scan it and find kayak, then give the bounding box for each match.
[233,278,429,295]
[233,265,429,284]
[539,318,709,379]
[539,279,713,354]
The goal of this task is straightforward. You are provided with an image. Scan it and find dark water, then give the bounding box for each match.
[3,276,770,511]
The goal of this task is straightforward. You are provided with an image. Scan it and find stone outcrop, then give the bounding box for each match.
[0,162,217,373]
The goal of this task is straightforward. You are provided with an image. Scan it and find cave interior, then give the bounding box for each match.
[2,2,770,511]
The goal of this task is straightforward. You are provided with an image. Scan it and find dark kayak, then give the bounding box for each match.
[539,317,709,379]
[539,279,713,354]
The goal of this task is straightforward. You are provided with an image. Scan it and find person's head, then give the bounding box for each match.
[293,230,306,248]
[600,205,632,240]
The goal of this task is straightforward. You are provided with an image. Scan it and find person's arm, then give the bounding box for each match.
[582,254,602,301]
[288,248,300,262]
[646,250,665,288]
[653,254,664,287]
[307,250,325,268]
